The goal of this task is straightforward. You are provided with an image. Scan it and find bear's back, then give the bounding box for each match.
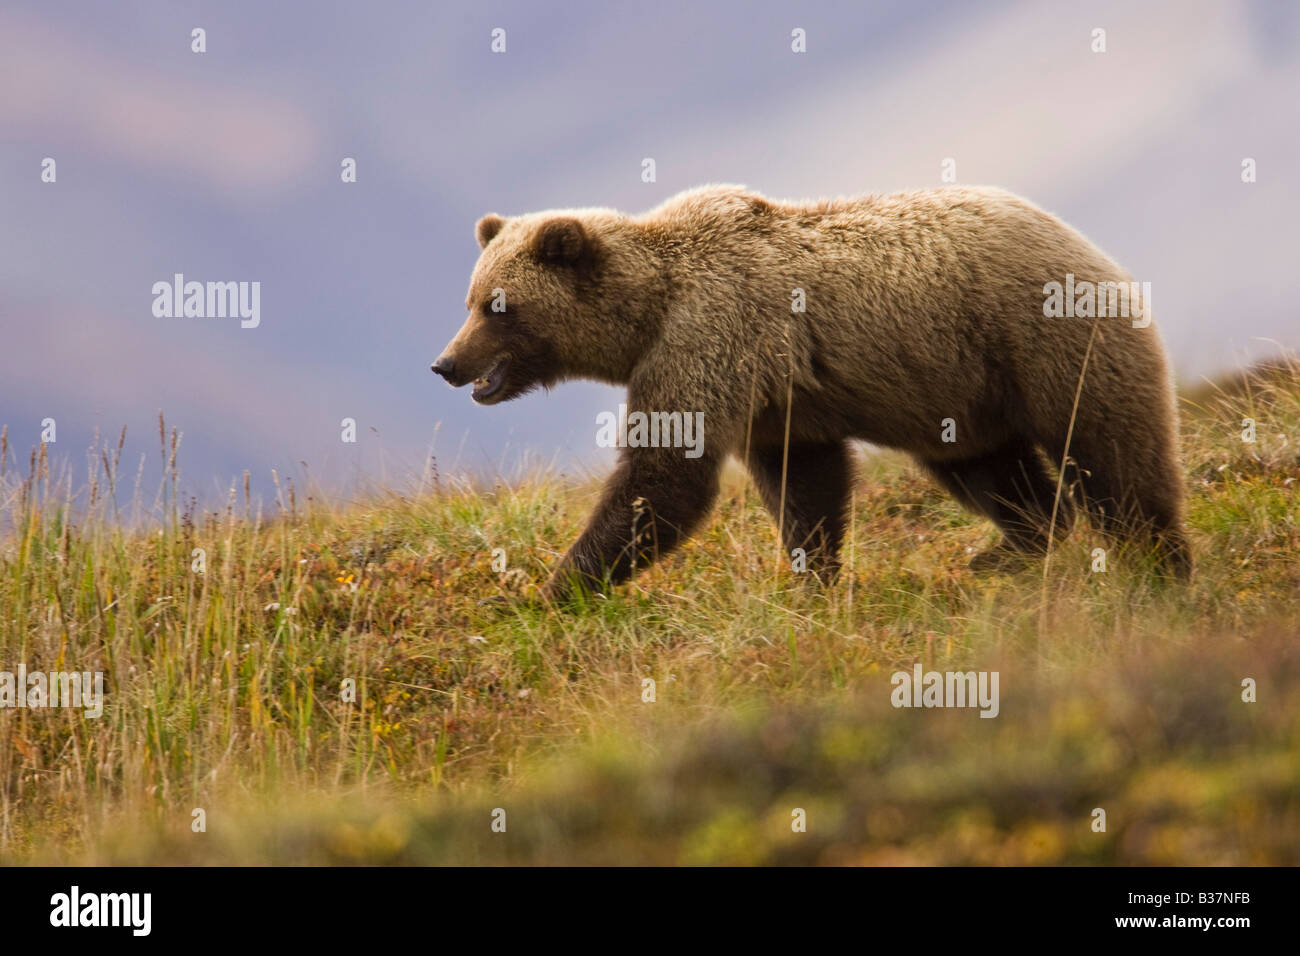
[641,184,1133,338]
[635,184,1164,459]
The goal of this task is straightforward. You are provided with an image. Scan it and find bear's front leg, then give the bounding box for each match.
[745,440,852,579]
[541,445,724,603]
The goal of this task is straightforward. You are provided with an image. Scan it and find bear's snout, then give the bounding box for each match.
[431,355,457,383]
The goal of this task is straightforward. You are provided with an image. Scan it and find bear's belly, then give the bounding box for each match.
[745,381,1017,460]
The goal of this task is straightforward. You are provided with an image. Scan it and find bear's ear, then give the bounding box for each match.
[533,217,591,266]
[476,214,506,249]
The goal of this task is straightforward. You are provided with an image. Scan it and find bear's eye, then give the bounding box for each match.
[482,299,513,319]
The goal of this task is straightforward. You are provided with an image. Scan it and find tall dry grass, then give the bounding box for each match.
[1,361,1297,863]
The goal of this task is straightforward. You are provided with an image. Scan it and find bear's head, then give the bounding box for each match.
[432,208,657,405]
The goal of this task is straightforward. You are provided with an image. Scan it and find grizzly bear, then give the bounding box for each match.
[432,185,1189,601]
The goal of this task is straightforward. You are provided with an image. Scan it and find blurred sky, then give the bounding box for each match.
[2,0,1298,507]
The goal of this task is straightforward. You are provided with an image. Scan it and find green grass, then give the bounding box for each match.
[1,360,1298,864]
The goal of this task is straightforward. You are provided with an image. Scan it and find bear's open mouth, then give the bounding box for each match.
[471,356,510,403]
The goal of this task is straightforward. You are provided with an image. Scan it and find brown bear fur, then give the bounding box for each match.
[433,184,1189,600]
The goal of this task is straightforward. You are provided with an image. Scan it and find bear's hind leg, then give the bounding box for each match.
[1064,437,1191,580]
[923,439,1074,573]
[745,440,852,579]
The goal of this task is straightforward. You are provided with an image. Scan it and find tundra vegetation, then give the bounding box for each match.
[0,361,1297,864]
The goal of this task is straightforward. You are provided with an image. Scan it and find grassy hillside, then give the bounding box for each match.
[1,361,1298,864]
